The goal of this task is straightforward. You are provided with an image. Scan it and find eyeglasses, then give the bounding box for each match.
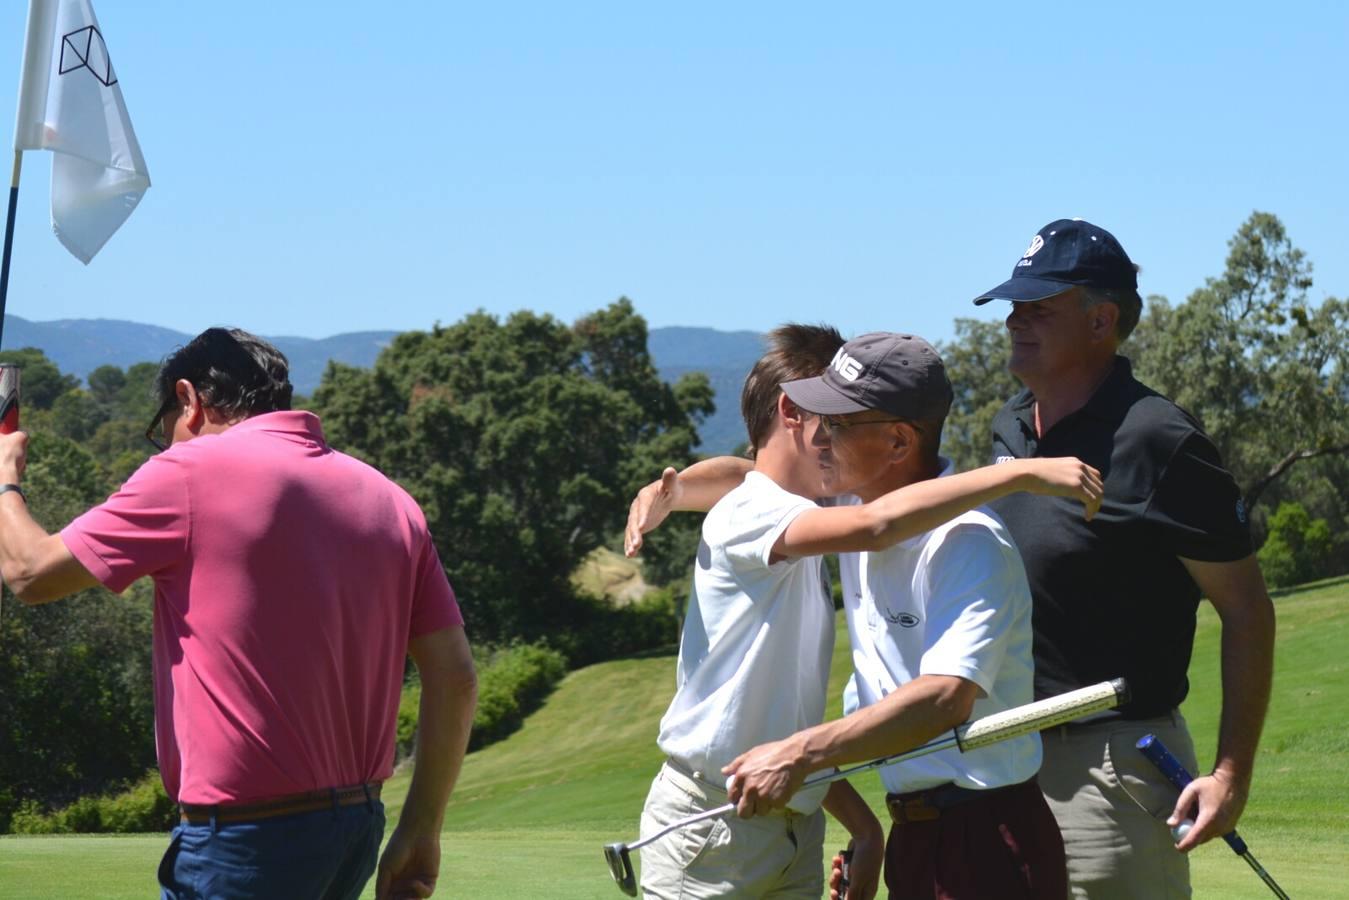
[144,396,177,452]
[815,414,916,435]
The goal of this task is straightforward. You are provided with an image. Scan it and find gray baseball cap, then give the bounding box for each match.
[781,332,953,420]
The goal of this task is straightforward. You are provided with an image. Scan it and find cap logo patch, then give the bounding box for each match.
[830,347,864,381]
[1016,234,1045,268]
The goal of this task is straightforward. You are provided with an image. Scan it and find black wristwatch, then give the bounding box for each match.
[0,483,26,503]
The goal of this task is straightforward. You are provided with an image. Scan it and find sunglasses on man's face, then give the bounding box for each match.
[144,396,177,452]
[814,414,915,436]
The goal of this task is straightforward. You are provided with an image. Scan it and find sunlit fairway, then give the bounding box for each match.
[2,576,1345,899]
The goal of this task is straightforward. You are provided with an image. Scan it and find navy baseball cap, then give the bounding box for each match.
[781,332,953,420]
[973,219,1138,305]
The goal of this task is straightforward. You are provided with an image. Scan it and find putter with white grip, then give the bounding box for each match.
[603,678,1131,896]
[1137,734,1291,899]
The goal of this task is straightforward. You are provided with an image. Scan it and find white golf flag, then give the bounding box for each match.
[12,0,150,263]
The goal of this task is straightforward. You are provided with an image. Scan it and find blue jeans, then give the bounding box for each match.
[158,801,386,900]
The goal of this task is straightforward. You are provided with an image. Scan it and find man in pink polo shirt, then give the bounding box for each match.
[0,328,477,900]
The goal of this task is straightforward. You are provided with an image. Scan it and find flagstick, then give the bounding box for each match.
[0,150,22,349]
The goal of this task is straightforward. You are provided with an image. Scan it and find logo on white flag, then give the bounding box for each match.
[59,26,116,86]
[13,0,150,263]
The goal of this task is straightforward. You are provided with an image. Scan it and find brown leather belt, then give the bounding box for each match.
[179,782,381,825]
[886,777,1033,825]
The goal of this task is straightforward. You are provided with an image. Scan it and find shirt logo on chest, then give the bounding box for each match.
[885,611,921,628]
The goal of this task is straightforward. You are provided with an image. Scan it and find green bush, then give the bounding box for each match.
[98,770,177,833]
[398,641,568,757]
[470,674,527,751]
[543,588,681,668]
[9,770,173,834]
[1259,502,1335,588]
[8,800,54,835]
[397,675,422,759]
[469,643,567,751]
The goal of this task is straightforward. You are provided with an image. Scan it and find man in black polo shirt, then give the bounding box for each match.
[972,219,1276,899]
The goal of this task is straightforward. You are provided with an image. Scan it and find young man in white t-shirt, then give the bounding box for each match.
[638,324,880,900]
[635,329,1101,900]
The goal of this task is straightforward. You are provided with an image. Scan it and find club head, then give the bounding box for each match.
[603,842,638,897]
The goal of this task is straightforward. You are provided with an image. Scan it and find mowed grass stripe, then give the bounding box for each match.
[2,579,1344,898]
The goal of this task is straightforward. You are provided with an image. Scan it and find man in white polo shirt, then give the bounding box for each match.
[637,329,1099,899]
[722,333,1072,899]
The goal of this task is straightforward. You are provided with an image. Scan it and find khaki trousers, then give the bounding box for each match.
[638,761,826,900]
[1039,711,1200,900]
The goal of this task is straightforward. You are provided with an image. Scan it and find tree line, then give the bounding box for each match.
[2,213,1345,830]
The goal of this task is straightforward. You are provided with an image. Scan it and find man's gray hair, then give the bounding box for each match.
[1080,277,1142,342]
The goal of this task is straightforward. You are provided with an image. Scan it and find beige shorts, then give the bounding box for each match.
[1039,711,1200,900]
[637,760,826,900]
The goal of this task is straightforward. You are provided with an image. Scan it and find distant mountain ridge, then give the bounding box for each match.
[1,315,763,455]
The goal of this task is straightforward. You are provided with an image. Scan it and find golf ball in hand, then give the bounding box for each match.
[1171,819,1194,842]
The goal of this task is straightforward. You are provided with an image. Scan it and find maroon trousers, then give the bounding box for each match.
[883,778,1067,900]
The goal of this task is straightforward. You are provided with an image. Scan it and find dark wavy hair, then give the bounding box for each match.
[155,327,292,418]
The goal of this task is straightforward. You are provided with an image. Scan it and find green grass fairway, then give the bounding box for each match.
[2,577,1345,898]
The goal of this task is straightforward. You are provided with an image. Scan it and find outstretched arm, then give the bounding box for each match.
[0,431,98,604]
[773,457,1102,559]
[1166,555,1274,852]
[624,456,753,556]
[376,626,478,900]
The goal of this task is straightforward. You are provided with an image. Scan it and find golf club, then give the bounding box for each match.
[603,678,1130,896]
[1137,734,1290,899]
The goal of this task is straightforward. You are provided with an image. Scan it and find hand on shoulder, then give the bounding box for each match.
[1015,457,1102,520]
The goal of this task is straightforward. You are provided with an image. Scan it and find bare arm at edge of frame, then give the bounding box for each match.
[771,457,1102,560]
[1166,554,1275,852]
[375,625,478,900]
[0,431,99,605]
[624,456,754,556]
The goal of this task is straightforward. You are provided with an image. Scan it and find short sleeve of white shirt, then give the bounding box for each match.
[917,523,1024,697]
[720,472,818,572]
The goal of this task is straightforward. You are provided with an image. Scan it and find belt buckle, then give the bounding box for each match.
[887,795,940,825]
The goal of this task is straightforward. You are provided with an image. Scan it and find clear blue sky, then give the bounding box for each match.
[3,1,1346,345]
